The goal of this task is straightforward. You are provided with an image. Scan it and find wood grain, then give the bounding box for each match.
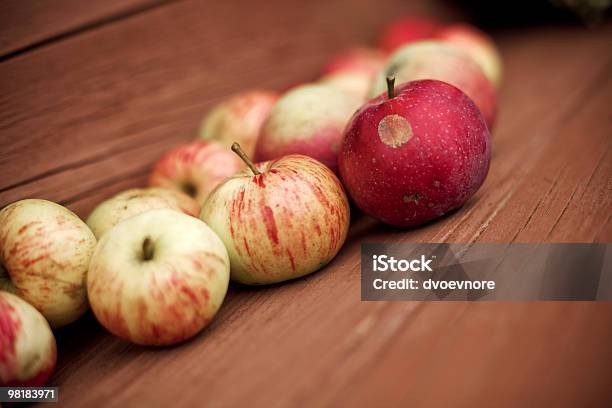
[0,0,165,58]
[0,0,449,216]
[0,0,610,407]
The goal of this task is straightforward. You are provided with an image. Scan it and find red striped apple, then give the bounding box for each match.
[201,144,350,285]
[149,140,244,204]
[199,90,279,157]
[87,187,200,239]
[87,209,230,346]
[0,199,96,327]
[0,292,56,386]
[256,84,361,173]
[435,24,503,87]
[340,79,491,227]
[378,16,439,53]
[369,41,497,128]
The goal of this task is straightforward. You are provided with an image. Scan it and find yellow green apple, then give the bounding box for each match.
[87,187,200,239]
[87,209,230,346]
[0,199,96,327]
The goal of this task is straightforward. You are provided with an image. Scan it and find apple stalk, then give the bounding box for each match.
[387,76,395,99]
[231,142,260,175]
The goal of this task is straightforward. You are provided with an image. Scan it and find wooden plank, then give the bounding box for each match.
[47,22,612,407]
[0,0,163,58]
[1,1,611,406]
[0,130,183,210]
[51,228,612,407]
[0,0,450,214]
[426,25,612,244]
[470,61,612,243]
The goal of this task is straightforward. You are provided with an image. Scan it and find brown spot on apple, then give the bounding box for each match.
[378,114,413,148]
[402,192,422,204]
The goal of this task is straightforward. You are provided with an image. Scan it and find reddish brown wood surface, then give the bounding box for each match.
[0,0,162,58]
[0,0,611,407]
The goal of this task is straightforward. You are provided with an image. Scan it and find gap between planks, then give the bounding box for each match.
[0,0,174,63]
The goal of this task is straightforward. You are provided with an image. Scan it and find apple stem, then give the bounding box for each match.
[231,142,260,176]
[142,237,154,261]
[386,76,395,99]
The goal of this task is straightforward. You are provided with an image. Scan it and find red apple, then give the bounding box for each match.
[321,47,385,78]
[0,292,56,386]
[256,84,361,173]
[200,144,350,285]
[378,16,439,54]
[435,24,503,87]
[199,90,279,157]
[369,41,497,128]
[339,79,491,227]
[149,140,244,204]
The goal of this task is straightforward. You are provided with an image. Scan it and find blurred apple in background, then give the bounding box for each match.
[319,71,373,101]
[201,144,350,285]
[0,199,96,327]
[256,84,361,173]
[340,79,491,227]
[87,187,200,239]
[378,16,439,53]
[435,24,503,87]
[87,209,230,346]
[369,41,497,128]
[0,292,57,386]
[149,140,244,204]
[321,47,385,78]
[319,47,385,101]
[199,90,279,157]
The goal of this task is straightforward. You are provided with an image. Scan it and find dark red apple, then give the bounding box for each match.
[339,79,491,227]
[378,16,439,54]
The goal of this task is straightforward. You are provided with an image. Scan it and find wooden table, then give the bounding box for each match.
[1,1,611,406]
